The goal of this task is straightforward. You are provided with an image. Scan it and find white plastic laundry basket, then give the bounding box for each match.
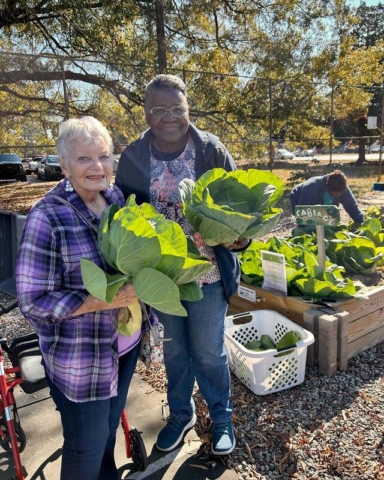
[224,310,315,395]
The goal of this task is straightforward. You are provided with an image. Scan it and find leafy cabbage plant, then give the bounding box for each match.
[238,207,384,300]
[178,168,284,246]
[293,217,384,273]
[80,195,214,316]
[239,238,366,299]
[327,233,382,275]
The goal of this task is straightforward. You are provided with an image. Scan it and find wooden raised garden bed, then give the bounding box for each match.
[228,282,384,377]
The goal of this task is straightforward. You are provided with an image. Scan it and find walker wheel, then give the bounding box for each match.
[9,465,27,480]
[130,428,148,472]
[0,407,27,453]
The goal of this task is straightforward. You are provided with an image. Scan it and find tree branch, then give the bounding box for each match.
[0,0,108,28]
[0,69,143,110]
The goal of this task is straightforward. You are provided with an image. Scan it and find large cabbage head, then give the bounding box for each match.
[178,168,284,246]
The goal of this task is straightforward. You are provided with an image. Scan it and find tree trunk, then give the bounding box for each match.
[355,139,367,166]
[355,117,367,166]
[155,0,167,74]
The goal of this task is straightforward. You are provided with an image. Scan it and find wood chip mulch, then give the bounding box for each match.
[136,343,384,480]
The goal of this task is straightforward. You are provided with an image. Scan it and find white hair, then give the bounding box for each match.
[56,116,113,161]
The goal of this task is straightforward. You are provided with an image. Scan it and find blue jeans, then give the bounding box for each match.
[155,281,232,423]
[47,343,139,480]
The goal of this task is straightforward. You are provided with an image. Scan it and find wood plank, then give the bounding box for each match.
[227,300,261,317]
[346,288,384,322]
[348,308,384,343]
[229,283,348,326]
[348,325,384,359]
[229,289,306,324]
[231,283,384,324]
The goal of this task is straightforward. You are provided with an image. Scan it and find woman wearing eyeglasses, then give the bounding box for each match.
[116,74,248,457]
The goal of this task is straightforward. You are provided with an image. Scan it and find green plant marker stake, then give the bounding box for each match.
[295,205,340,272]
[316,224,326,272]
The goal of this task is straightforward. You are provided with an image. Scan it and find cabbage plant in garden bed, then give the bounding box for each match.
[239,206,384,300]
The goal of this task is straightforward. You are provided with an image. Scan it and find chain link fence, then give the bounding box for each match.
[0,51,383,167]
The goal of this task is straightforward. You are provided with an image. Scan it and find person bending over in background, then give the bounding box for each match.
[116,74,249,456]
[16,116,140,480]
[290,170,364,227]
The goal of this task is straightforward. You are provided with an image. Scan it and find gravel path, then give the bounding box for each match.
[3,308,382,480]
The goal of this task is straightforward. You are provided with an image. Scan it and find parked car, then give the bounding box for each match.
[22,154,44,175]
[275,149,295,160]
[336,143,359,154]
[113,155,119,173]
[0,153,27,183]
[30,154,45,174]
[369,142,384,153]
[22,157,32,174]
[295,149,314,157]
[37,155,63,180]
[345,146,359,153]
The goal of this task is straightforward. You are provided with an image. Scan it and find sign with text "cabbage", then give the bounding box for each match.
[295,205,340,226]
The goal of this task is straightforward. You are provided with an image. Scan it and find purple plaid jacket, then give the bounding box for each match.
[16,180,140,402]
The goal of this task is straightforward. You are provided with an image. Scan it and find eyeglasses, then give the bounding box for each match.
[148,106,187,119]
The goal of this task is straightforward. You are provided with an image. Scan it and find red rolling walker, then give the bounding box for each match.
[0,335,28,480]
[0,310,148,479]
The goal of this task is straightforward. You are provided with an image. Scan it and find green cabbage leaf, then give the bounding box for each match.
[178,168,284,246]
[81,195,214,316]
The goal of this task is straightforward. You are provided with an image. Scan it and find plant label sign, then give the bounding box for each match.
[261,250,287,296]
[295,205,340,226]
[237,284,257,303]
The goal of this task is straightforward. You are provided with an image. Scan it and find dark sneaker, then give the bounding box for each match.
[156,413,197,452]
[211,420,236,455]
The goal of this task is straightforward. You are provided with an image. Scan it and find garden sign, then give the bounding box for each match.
[295,205,340,271]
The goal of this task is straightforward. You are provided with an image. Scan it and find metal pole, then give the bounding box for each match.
[329,86,334,167]
[378,85,384,182]
[61,59,70,120]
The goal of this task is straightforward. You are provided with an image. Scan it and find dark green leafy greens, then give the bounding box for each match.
[239,204,384,300]
[244,331,300,357]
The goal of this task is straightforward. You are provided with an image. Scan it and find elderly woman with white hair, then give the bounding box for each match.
[16,116,139,480]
